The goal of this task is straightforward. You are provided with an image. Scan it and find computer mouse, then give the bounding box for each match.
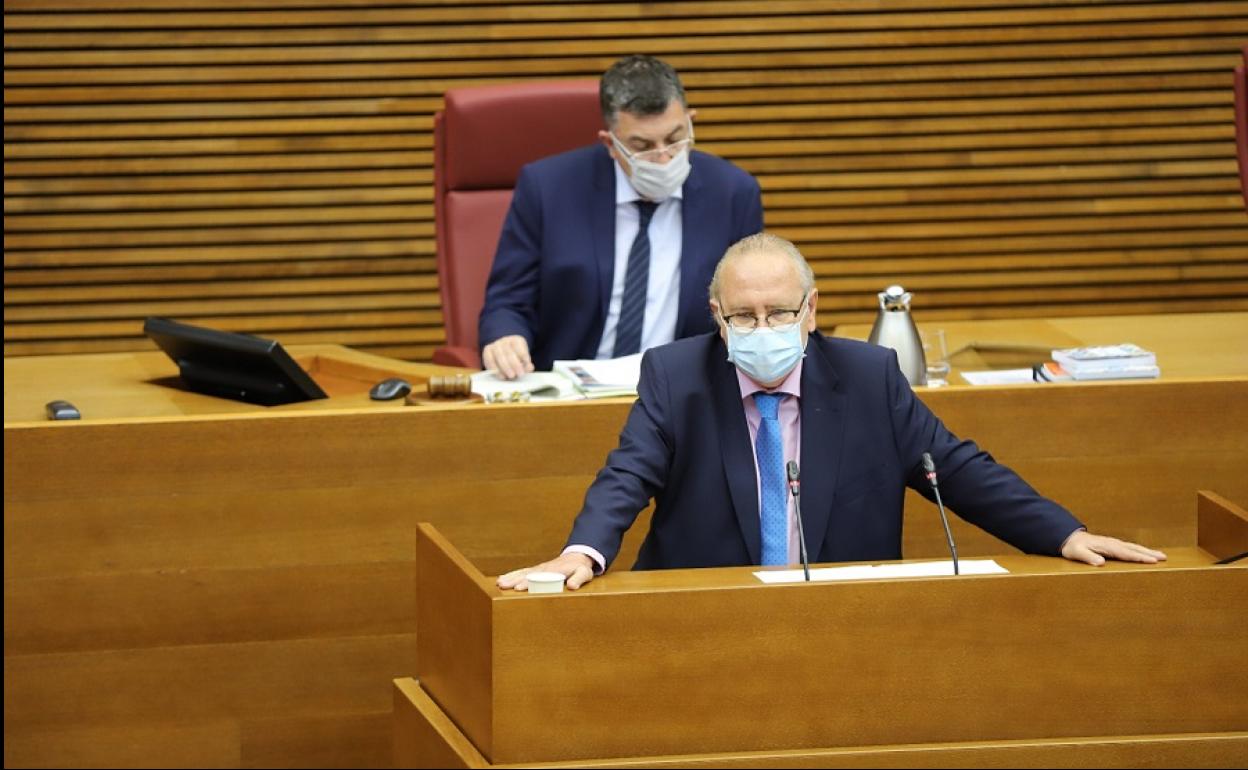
[45,399,82,420]
[369,377,412,401]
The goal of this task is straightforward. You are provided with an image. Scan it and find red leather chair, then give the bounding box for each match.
[432,80,602,367]
[1235,47,1248,213]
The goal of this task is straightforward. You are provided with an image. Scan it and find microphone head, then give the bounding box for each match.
[921,452,936,474]
[786,460,800,482]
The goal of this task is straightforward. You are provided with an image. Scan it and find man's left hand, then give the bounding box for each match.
[1061,530,1167,566]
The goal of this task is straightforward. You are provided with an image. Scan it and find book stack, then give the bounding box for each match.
[1049,343,1160,381]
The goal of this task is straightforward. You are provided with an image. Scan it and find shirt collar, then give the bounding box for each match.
[735,357,804,402]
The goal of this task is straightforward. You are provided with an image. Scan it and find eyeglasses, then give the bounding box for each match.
[720,295,810,332]
[611,122,694,164]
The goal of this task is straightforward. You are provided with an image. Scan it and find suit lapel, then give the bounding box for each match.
[710,338,763,564]
[675,153,705,337]
[797,334,844,561]
[592,147,618,322]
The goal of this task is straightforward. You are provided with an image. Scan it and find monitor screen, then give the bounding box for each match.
[143,317,328,406]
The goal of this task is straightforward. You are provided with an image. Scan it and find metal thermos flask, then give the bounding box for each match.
[867,285,927,386]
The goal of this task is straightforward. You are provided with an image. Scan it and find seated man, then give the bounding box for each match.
[479,54,764,379]
[499,233,1165,590]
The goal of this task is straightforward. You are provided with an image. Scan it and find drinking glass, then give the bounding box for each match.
[921,328,950,387]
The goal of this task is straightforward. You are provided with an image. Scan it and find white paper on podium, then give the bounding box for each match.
[752,559,1008,584]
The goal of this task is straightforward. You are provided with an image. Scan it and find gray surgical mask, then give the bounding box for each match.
[611,127,694,202]
[625,145,691,201]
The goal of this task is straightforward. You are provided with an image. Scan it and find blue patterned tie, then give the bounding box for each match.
[613,200,659,357]
[754,392,788,566]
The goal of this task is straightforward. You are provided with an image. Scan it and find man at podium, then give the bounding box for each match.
[499,234,1166,591]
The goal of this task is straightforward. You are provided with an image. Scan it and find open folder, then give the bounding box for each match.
[552,353,643,398]
[470,353,643,402]
[469,370,577,402]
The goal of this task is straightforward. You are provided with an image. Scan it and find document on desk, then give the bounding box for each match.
[552,353,642,398]
[753,559,1009,584]
[960,368,1038,386]
[470,371,582,402]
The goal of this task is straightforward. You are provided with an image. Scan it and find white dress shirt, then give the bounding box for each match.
[594,161,683,359]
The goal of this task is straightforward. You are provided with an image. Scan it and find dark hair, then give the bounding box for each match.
[599,55,687,126]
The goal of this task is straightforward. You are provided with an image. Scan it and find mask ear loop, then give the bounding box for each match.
[608,133,638,174]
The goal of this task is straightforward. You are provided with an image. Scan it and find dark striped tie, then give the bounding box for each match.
[613,200,659,357]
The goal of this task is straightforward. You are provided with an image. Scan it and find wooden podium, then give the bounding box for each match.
[395,496,1248,768]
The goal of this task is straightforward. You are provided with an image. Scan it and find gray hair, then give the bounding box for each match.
[709,233,816,304]
[599,55,687,127]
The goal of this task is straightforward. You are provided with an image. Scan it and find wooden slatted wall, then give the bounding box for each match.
[4,1,1247,361]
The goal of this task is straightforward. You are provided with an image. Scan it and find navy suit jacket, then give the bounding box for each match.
[478,144,763,371]
[566,331,1084,571]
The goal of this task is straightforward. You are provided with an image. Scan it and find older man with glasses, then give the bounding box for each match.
[499,233,1166,590]
[479,54,764,379]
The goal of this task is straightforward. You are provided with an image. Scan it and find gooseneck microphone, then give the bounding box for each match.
[921,452,960,576]
[786,460,811,582]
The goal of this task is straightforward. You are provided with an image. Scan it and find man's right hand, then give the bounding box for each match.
[497,552,596,591]
[482,335,535,380]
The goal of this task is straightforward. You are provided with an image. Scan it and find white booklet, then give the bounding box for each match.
[1052,343,1157,372]
[552,353,643,398]
[1068,364,1160,381]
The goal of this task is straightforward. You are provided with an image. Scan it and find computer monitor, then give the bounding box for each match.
[143,317,328,406]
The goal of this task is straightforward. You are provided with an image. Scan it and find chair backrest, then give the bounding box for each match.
[1235,48,1248,213]
[433,80,602,366]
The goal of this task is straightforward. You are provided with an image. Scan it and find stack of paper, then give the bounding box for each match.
[1050,343,1159,381]
[552,353,642,398]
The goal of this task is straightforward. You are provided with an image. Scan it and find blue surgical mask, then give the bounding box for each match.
[726,323,806,385]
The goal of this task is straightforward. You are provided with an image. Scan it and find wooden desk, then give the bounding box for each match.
[5,331,1248,767]
[834,311,1248,383]
[3,343,469,422]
